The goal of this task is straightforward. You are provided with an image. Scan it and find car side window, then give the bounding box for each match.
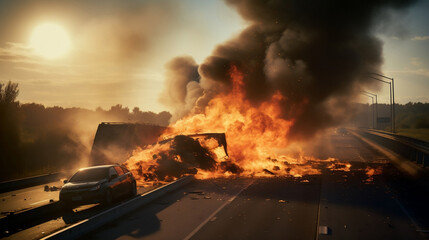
[114,166,124,176]
[109,167,118,177]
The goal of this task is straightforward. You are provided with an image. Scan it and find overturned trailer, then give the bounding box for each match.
[90,122,166,165]
[90,122,228,166]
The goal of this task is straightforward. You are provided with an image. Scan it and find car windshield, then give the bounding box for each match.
[69,168,108,182]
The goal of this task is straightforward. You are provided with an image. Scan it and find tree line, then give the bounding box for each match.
[352,102,429,130]
[0,81,171,181]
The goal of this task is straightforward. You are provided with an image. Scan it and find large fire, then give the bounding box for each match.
[124,66,336,185]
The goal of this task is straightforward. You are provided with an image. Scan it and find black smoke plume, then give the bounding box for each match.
[163,0,417,140]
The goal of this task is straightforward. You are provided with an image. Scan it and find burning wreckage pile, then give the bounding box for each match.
[124,0,412,184]
[124,67,339,184]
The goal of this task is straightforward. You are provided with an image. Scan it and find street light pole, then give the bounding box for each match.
[362,93,375,129]
[392,77,395,132]
[363,91,378,129]
[368,73,395,133]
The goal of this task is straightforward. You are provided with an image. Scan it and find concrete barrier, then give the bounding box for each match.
[0,172,63,193]
[42,175,195,240]
[0,201,61,234]
[353,129,429,167]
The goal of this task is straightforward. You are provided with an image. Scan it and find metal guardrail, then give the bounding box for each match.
[354,129,429,167]
[0,172,63,194]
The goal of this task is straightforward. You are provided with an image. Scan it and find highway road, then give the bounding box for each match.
[0,180,63,216]
[84,132,429,240]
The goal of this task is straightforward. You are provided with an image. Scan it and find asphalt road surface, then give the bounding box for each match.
[85,132,429,240]
[0,180,63,216]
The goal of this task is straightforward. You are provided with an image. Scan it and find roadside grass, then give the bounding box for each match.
[396,128,429,142]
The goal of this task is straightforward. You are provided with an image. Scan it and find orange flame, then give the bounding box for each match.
[364,166,383,183]
[124,66,335,183]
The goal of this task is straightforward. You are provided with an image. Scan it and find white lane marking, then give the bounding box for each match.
[30,199,50,206]
[393,197,423,231]
[183,180,254,240]
[380,179,424,232]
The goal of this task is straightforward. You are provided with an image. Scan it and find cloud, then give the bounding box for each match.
[387,68,429,78]
[410,57,422,66]
[0,42,36,63]
[411,36,429,41]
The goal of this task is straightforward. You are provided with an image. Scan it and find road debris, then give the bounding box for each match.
[263,169,275,175]
[44,185,61,191]
[319,226,328,235]
[188,190,204,195]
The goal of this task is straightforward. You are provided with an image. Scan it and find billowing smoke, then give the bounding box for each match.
[160,57,203,121]
[163,0,417,140]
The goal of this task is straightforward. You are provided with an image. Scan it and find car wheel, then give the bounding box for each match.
[104,189,113,206]
[130,182,137,197]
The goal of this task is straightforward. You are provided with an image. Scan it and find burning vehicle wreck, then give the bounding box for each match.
[123,133,243,183]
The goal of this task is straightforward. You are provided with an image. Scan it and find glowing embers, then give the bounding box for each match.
[364,166,383,183]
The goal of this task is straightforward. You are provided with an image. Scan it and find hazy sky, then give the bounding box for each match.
[0,0,428,112]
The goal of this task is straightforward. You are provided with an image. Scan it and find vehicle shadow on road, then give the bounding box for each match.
[84,187,189,240]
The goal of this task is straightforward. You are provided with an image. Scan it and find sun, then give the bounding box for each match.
[29,23,71,59]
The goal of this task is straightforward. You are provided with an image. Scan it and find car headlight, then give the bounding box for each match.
[89,185,100,191]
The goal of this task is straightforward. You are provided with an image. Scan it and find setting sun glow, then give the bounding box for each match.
[29,23,71,59]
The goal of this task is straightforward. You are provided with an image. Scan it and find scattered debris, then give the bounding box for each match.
[263,169,275,175]
[319,226,328,235]
[265,198,271,201]
[44,185,61,191]
[188,190,204,194]
[204,196,211,199]
[301,179,309,183]
[278,200,287,203]
[276,217,281,220]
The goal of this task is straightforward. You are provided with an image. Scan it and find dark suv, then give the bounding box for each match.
[59,164,137,209]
